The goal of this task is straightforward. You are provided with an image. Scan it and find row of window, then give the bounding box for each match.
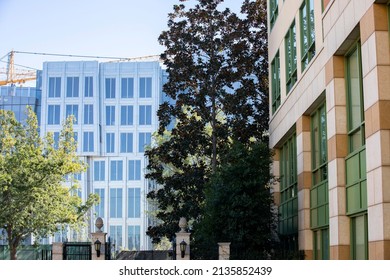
[49,104,153,126]
[50,131,151,153]
[108,225,140,250]
[271,0,315,113]
[279,41,367,259]
[48,77,152,99]
[93,160,142,182]
[49,77,93,98]
[106,132,151,153]
[94,188,141,219]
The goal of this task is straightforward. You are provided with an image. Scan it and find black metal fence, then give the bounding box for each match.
[0,245,52,260]
[105,238,112,260]
[63,242,92,260]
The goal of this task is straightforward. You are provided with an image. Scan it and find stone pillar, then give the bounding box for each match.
[325,55,350,259]
[51,242,63,260]
[360,3,390,260]
[91,217,107,260]
[175,217,190,260]
[296,116,313,259]
[218,242,231,260]
[91,232,107,260]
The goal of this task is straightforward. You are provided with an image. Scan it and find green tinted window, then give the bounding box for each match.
[345,43,367,216]
[279,134,298,236]
[300,0,316,71]
[311,103,328,229]
[271,52,281,114]
[270,0,279,29]
[285,22,297,93]
[346,44,365,152]
[351,214,368,259]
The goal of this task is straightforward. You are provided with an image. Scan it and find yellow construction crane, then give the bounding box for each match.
[0,50,161,87]
[0,51,37,86]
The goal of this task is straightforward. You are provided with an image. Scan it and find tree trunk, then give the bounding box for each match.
[7,227,18,260]
[211,91,217,173]
[10,243,17,260]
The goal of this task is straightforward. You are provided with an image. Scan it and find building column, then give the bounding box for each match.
[325,55,350,259]
[360,3,390,260]
[296,116,313,259]
[272,149,281,208]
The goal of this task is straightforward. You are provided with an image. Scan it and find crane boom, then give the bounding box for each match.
[0,51,37,86]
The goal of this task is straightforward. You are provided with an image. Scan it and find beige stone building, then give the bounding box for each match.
[268,0,390,259]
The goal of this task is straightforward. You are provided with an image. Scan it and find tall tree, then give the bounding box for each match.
[146,0,268,243]
[0,108,98,260]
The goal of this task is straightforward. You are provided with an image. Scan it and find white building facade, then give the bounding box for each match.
[40,60,168,250]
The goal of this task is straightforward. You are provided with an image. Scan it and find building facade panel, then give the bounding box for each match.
[39,60,167,251]
[268,0,390,259]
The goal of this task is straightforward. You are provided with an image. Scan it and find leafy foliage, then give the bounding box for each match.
[191,142,277,259]
[0,108,98,259]
[146,0,269,245]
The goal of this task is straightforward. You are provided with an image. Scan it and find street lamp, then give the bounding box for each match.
[94,239,102,257]
[180,240,187,258]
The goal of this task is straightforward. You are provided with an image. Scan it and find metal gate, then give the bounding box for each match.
[63,242,92,260]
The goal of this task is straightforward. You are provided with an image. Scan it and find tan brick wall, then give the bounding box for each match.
[296,116,313,259]
[361,2,390,260]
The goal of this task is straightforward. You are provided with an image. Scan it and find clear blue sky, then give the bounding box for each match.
[0,0,243,71]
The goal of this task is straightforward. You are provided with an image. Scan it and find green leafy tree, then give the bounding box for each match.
[0,108,98,260]
[146,0,269,243]
[192,141,277,259]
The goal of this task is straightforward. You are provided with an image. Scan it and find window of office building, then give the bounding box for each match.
[120,133,133,153]
[345,43,367,259]
[83,131,94,152]
[66,77,79,98]
[351,214,368,259]
[128,226,140,250]
[138,132,151,153]
[121,78,134,98]
[313,228,329,260]
[110,188,123,218]
[48,77,61,98]
[279,133,298,256]
[106,105,115,126]
[128,160,141,181]
[84,76,93,97]
[270,0,278,29]
[83,104,93,125]
[65,104,78,124]
[139,77,152,98]
[48,105,60,125]
[73,132,78,152]
[139,105,152,125]
[271,52,281,114]
[106,133,115,153]
[53,132,60,149]
[73,173,81,181]
[110,160,123,181]
[121,105,133,126]
[94,189,105,218]
[109,225,122,248]
[128,188,141,218]
[285,22,297,93]
[105,78,116,99]
[300,0,315,71]
[94,161,105,181]
[311,103,329,260]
